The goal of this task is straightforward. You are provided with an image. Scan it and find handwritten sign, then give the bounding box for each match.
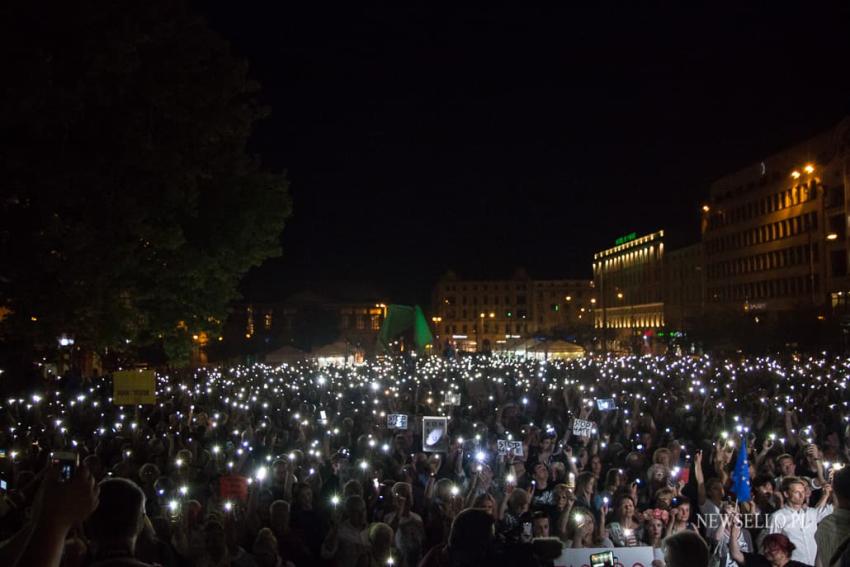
[387,414,408,429]
[497,440,524,457]
[219,475,249,502]
[113,370,156,405]
[555,546,654,567]
[422,416,448,453]
[445,392,461,406]
[570,418,595,438]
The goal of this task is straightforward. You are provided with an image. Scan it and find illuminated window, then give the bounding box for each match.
[246,306,255,337]
[264,312,272,330]
[371,317,381,331]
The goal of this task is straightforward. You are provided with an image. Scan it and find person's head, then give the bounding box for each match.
[86,478,146,552]
[752,474,775,497]
[269,500,290,532]
[776,454,796,477]
[672,495,691,522]
[343,479,363,498]
[653,448,671,467]
[552,484,574,511]
[654,487,675,510]
[345,495,367,528]
[507,487,531,515]
[138,463,160,486]
[761,533,795,564]
[614,493,635,521]
[447,508,495,562]
[203,520,227,561]
[575,471,595,497]
[705,477,724,503]
[294,482,313,510]
[533,462,549,484]
[648,464,668,485]
[833,466,850,509]
[392,481,412,508]
[663,531,709,567]
[646,517,665,542]
[781,477,807,507]
[273,459,288,482]
[532,511,550,537]
[589,454,602,476]
[604,467,623,489]
[252,528,279,567]
[472,492,496,517]
[368,522,394,553]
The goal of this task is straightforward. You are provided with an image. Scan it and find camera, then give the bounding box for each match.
[51,451,78,482]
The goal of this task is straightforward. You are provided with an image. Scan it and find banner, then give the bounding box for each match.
[554,546,654,567]
[219,475,249,502]
[113,370,156,405]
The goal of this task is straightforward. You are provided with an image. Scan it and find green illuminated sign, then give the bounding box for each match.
[615,232,637,246]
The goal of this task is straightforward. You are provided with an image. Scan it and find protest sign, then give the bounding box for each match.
[422,416,448,452]
[219,475,249,502]
[445,392,461,405]
[570,418,595,438]
[497,440,524,457]
[555,546,654,567]
[113,370,156,405]
[387,414,408,429]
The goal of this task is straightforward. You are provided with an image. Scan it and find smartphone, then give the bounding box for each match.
[590,551,615,567]
[522,521,532,541]
[320,410,327,421]
[596,398,616,412]
[680,467,691,484]
[51,451,78,482]
[0,478,7,492]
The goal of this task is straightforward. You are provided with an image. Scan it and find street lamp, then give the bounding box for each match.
[827,233,839,241]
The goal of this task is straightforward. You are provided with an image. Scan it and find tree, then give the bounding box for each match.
[0,1,292,363]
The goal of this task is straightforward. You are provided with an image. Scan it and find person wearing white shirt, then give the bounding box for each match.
[766,476,832,566]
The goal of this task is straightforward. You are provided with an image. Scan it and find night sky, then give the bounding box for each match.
[198,4,850,305]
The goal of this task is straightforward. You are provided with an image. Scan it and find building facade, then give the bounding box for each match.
[224,292,388,356]
[592,231,666,350]
[663,243,705,332]
[430,270,594,352]
[702,118,850,320]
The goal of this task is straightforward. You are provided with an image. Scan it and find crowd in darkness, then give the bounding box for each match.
[2,354,850,567]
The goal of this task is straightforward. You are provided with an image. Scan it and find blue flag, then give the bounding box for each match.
[731,434,751,501]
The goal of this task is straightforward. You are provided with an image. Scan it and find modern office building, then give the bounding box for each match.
[592,231,666,349]
[701,118,850,320]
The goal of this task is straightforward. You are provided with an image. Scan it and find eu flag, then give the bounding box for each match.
[731,434,751,502]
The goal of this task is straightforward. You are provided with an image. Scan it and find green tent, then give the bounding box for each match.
[376,305,434,354]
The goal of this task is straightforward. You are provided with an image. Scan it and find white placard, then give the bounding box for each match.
[497,440,524,457]
[570,418,595,438]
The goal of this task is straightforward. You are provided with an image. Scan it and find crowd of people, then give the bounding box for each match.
[2,353,850,567]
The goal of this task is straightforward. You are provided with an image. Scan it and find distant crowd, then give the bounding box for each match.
[2,353,850,567]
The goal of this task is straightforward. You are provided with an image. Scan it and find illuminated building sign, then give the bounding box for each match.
[614,232,637,246]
